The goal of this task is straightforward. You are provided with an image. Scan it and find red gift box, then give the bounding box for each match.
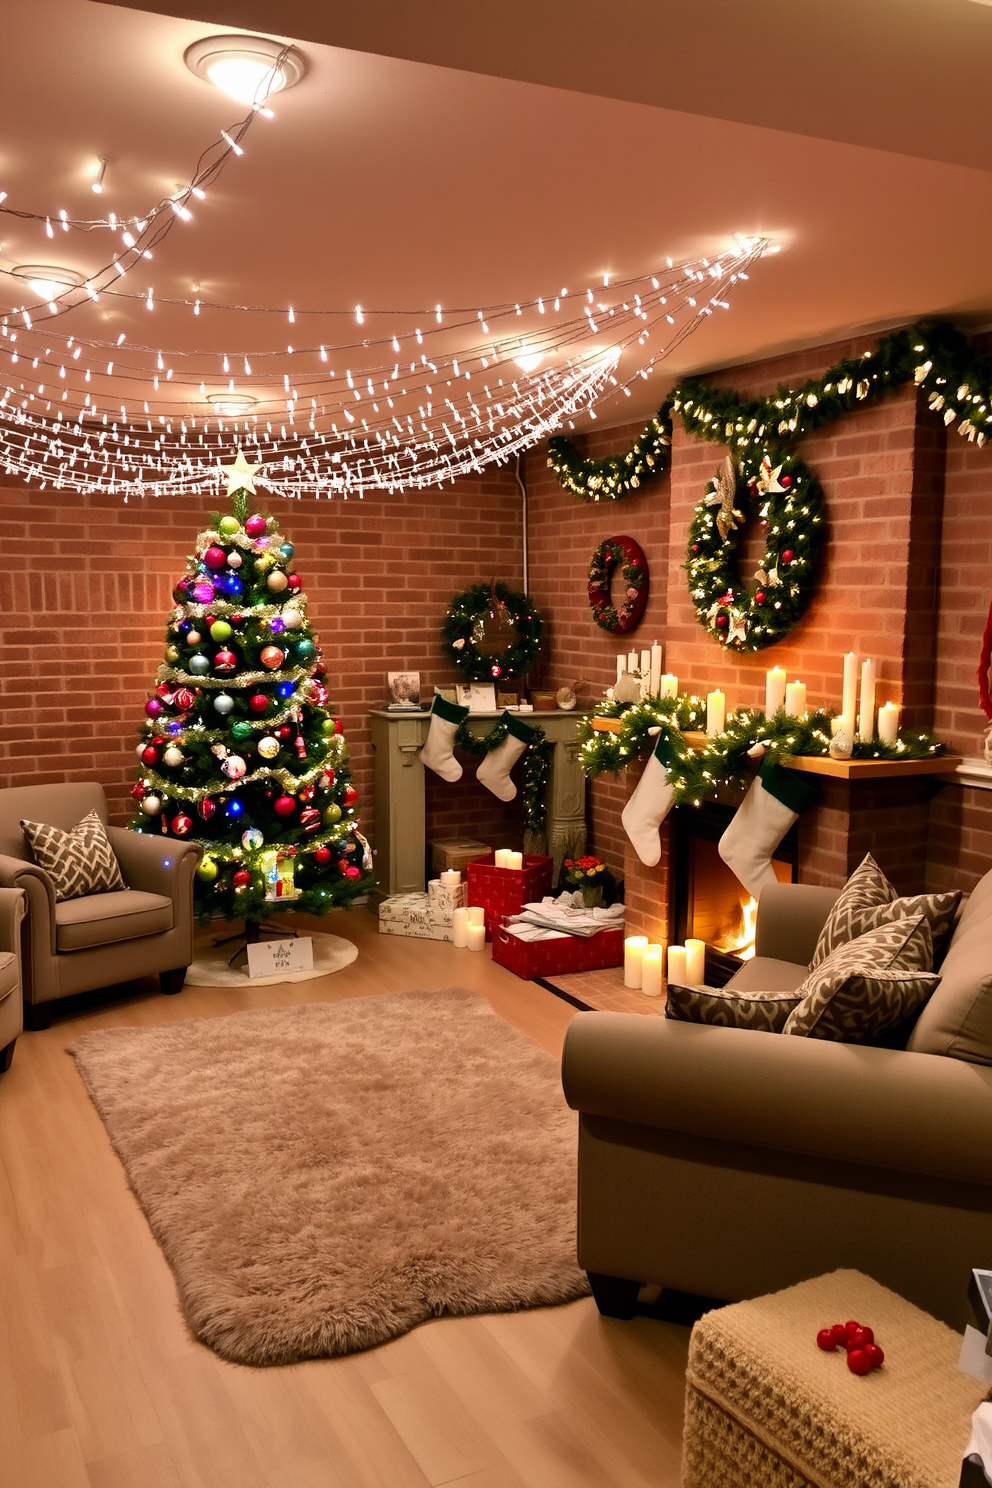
[465,853,554,939]
[491,919,625,980]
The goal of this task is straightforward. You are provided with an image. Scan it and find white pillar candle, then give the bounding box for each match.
[842,651,859,740]
[830,716,844,736]
[877,702,900,745]
[706,690,726,737]
[640,649,651,681]
[686,938,707,986]
[650,642,663,698]
[494,849,510,868]
[467,923,486,951]
[859,658,877,742]
[440,869,462,886]
[507,851,523,870]
[667,944,687,985]
[452,908,469,948]
[641,945,663,997]
[617,653,626,684]
[660,673,679,699]
[628,649,638,673]
[466,906,485,928]
[784,680,807,717]
[624,935,648,989]
[765,666,787,717]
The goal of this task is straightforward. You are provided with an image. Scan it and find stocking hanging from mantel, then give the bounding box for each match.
[419,695,470,782]
[718,761,820,900]
[621,733,678,868]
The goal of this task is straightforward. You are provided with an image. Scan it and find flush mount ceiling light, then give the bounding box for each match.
[513,352,544,374]
[10,264,85,300]
[184,34,307,107]
[208,392,258,417]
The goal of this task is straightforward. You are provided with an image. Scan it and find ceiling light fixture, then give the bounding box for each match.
[513,353,544,374]
[184,34,307,107]
[10,264,85,300]
[208,392,258,417]
[91,158,108,195]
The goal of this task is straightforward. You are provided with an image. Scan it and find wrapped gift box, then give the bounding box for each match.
[378,892,453,942]
[430,838,492,874]
[491,919,625,979]
[466,853,554,939]
[428,878,467,912]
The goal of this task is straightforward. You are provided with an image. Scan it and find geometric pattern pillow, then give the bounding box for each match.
[666,982,801,1033]
[811,853,897,966]
[783,913,937,1041]
[21,809,126,902]
[813,879,961,969]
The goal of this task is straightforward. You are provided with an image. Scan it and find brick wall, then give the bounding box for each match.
[0,471,524,859]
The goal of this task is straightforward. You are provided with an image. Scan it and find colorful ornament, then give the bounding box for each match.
[227,551,242,569]
[266,570,289,593]
[231,720,252,741]
[345,865,362,879]
[224,797,244,819]
[213,693,235,715]
[171,813,194,837]
[323,803,342,825]
[260,645,285,670]
[140,794,162,815]
[281,607,303,630]
[298,782,315,802]
[197,796,218,820]
[186,630,202,646]
[287,573,302,591]
[242,827,264,850]
[189,654,210,675]
[257,736,280,758]
[195,856,218,882]
[144,698,163,718]
[300,808,322,833]
[209,619,233,643]
[191,581,215,604]
[165,644,180,664]
[249,693,270,714]
[277,724,293,740]
[313,845,332,865]
[218,515,241,537]
[321,718,337,735]
[162,745,184,768]
[280,542,294,560]
[213,650,237,674]
[342,785,358,808]
[323,768,336,786]
[131,782,146,800]
[203,546,226,570]
[245,514,267,538]
[222,755,247,780]
[295,639,316,661]
[233,868,251,890]
[141,744,159,766]
[274,795,296,817]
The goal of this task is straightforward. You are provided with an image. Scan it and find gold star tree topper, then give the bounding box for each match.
[223,451,262,496]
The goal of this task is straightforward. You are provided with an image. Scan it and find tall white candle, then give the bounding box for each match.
[877,701,900,745]
[667,945,687,985]
[765,666,787,717]
[660,673,678,699]
[686,938,707,986]
[650,642,663,698]
[617,653,626,684]
[467,923,486,951]
[706,690,726,737]
[785,680,807,717]
[466,906,485,928]
[859,658,877,742]
[624,935,648,990]
[640,648,651,680]
[507,851,523,870]
[452,908,469,948]
[641,945,663,997]
[628,649,638,673]
[842,652,859,739]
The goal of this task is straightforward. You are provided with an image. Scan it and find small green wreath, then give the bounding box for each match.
[442,582,543,681]
[686,447,825,651]
[588,536,649,633]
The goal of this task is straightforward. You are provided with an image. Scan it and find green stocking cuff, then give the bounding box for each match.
[653,731,680,771]
[430,694,469,725]
[759,759,820,815]
[504,710,538,745]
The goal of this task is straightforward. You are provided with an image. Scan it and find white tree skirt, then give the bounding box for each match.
[185,931,359,988]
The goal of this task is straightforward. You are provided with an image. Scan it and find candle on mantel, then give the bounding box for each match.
[706,690,726,737]
[859,658,877,742]
[765,666,787,717]
[660,673,678,699]
[650,641,663,697]
[467,923,486,951]
[624,935,649,989]
[667,944,687,986]
[877,701,900,745]
[785,680,807,717]
[842,651,859,740]
[686,938,707,986]
[641,945,663,997]
[627,649,638,673]
[466,906,485,928]
[640,648,651,681]
[452,908,469,948]
[616,653,626,684]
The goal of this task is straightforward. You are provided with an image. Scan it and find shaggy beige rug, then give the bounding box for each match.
[68,987,588,1366]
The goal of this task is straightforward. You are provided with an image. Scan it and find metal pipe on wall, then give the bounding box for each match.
[515,453,528,594]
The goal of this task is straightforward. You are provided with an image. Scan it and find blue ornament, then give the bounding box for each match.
[222,574,243,598]
[225,797,244,819]
[277,681,295,699]
[280,542,294,560]
[188,654,210,675]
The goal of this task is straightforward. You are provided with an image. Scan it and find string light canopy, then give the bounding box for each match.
[0,234,769,499]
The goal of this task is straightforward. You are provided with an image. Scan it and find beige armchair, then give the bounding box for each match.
[0,887,25,1070]
[0,783,201,1028]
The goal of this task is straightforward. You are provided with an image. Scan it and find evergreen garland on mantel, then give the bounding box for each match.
[547,321,989,502]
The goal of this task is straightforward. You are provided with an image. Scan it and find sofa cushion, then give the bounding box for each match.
[54,890,173,952]
[812,852,960,969]
[907,867,992,1063]
[666,983,801,1033]
[726,956,811,994]
[783,914,938,1042]
[21,809,126,902]
[0,950,16,1002]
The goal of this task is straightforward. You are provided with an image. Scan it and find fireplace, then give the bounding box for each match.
[672,803,797,985]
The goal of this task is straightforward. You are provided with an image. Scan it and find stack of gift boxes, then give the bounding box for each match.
[378,874,468,942]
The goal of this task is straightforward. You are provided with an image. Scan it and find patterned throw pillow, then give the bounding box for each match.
[812,853,960,968]
[783,913,938,1042]
[21,810,126,902]
[666,983,801,1033]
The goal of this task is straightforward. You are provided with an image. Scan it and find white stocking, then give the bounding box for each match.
[718,763,818,899]
[622,735,677,868]
[476,712,537,802]
[419,695,469,782]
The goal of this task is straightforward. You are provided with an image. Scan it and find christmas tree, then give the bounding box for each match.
[130,453,372,929]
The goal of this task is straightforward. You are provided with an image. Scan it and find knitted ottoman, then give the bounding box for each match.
[683,1269,986,1488]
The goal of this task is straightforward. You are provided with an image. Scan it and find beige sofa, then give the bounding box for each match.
[562,873,992,1332]
[0,888,25,1070]
[0,784,201,1028]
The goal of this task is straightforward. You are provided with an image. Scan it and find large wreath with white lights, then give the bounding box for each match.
[441,582,543,681]
[686,448,825,651]
[588,536,649,633]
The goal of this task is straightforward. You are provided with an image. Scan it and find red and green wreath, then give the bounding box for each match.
[588,536,649,633]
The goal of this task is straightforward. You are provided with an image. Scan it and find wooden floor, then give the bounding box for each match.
[0,908,690,1488]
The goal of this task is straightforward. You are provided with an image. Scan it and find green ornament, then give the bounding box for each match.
[209,620,232,643]
[321,718,336,735]
[165,645,180,664]
[218,515,241,537]
[232,720,252,741]
[296,638,316,661]
[196,856,218,883]
[323,803,342,825]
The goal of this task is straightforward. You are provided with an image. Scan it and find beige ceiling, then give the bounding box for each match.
[2,0,991,431]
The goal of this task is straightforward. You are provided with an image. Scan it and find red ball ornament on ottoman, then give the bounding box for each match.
[274,795,296,817]
[233,868,251,890]
[342,784,358,807]
[245,514,267,538]
[171,813,194,837]
[313,845,332,866]
[260,645,285,670]
[300,807,322,833]
[145,698,163,718]
[249,693,270,714]
[203,546,226,569]
[141,744,159,766]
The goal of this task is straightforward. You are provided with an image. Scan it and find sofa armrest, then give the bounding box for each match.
[0,852,56,957]
[107,827,202,895]
[0,887,25,955]
[754,882,840,965]
[561,1013,992,1187]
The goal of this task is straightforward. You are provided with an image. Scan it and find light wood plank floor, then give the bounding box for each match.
[0,909,689,1488]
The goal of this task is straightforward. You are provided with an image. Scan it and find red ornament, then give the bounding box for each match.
[491,665,502,678]
[230,613,243,625]
[277,725,293,740]
[203,546,226,569]
[249,693,270,714]
[171,814,194,837]
[314,661,327,677]
[299,783,316,802]
[781,549,794,565]
[864,1343,884,1369]
[310,683,329,706]
[300,807,322,833]
[233,868,251,890]
[334,718,343,735]
[844,1321,862,1342]
[287,573,302,590]
[748,477,758,491]
[141,745,159,766]
[313,845,332,865]
[829,1324,848,1349]
[337,858,350,872]
[295,735,307,760]
[323,768,336,787]
[816,1329,837,1352]
[245,514,267,538]
[274,795,296,817]
[152,735,165,745]
[846,1349,872,1377]
[174,687,195,711]
[131,783,146,800]
[345,865,361,879]
[755,591,766,605]
[156,681,175,701]
[780,474,793,488]
[846,1326,874,1352]
[197,796,218,820]
[260,645,285,670]
[213,649,237,674]
[342,784,358,807]
[691,543,700,554]
[715,615,728,630]
[145,698,163,718]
